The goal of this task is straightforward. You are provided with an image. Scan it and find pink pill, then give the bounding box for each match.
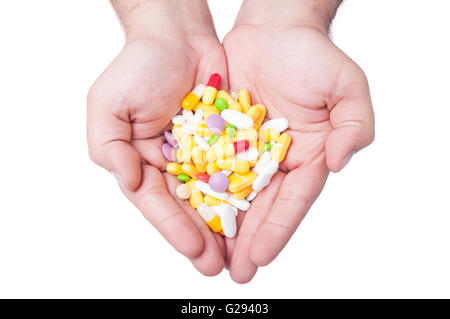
[209,172,229,193]
[205,114,226,133]
[164,131,177,147]
[162,143,176,161]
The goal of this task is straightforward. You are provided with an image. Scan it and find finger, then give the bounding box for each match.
[132,136,167,171]
[120,165,204,259]
[87,91,141,191]
[251,161,328,266]
[229,172,284,284]
[326,69,375,172]
[165,173,225,276]
[196,42,229,90]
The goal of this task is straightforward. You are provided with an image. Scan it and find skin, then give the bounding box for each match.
[87,0,374,282]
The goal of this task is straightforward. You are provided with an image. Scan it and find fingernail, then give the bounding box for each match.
[341,151,356,170]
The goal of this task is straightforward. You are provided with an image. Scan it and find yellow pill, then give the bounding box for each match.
[206,161,220,175]
[191,147,207,172]
[216,143,235,160]
[181,134,195,149]
[206,215,223,233]
[172,125,184,141]
[202,88,217,105]
[246,105,261,122]
[238,89,251,113]
[176,148,191,163]
[206,145,218,163]
[181,163,199,178]
[217,158,250,174]
[204,195,222,206]
[166,162,183,176]
[234,128,258,144]
[203,105,220,119]
[254,104,267,129]
[186,180,204,208]
[259,128,280,142]
[217,90,241,112]
[195,123,213,137]
[232,186,253,200]
[228,172,257,193]
[193,102,209,112]
[271,133,292,163]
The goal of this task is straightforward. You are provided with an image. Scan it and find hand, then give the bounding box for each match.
[87,0,228,276]
[223,1,374,283]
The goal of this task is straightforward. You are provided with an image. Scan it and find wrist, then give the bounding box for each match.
[234,0,342,34]
[111,0,217,42]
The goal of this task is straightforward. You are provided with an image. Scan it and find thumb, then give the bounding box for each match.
[326,70,375,172]
[87,90,141,191]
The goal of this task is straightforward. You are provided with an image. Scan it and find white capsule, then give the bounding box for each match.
[246,190,258,201]
[212,204,237,238]
[220,109,253,129]
[194,109,204,123]
[226,194,251,211]
[252,160,279,192]
[236,147,259,161]
[252,151,271,174]
[172,115,186,125]
[192,83,206,98]
[197,203,215,223]
[194,181,229,200]
[194,134,209,151]
[260,118,289,132]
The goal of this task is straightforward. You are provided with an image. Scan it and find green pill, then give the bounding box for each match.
[177,174,191,182]
[208,134,219,145]
[226,124,236,137]
[214,98,228,111]
[262,142,272,152]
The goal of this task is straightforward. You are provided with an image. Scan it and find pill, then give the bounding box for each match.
[181,123,196,135]
[162,143,176,162]
[217,90,241,112]
[194,134,209,151]
[164,131,177,147]
[253,104,267,129]
[221,109,254,129]
[214,98,228,111]
[186,179,204,208]
[252,151,271,174]
[206,161,220,175]
[172,115,186,125]
[196,173,210,183]
[232,186,253,200]
[176,184,191,199]
[166,162,183,175]
[260,117,289,132]
[262,142,272,152]
[197,204,223,233]
[191,147,207,173]
[226,124,236,137]
[238,89,251,113]
[181,163,199,178]
[182,84,206,110]
[221,169,232,176]
[208,134,219,145]
[194,180,229,200]
[271,133,292,162]
[194,109,203,123]
[209,172,229,193]
[217,157,250,174]
[246,190,258,201]
[193,101,208,112]
[228,171,257,192]
[203,105,220,119]
[204,195,225,206]
[259,128,280,142]
[176,148,191,163]
[202,73,221,104]
[205,114,225,133]
[246,105,261,121]
[233,140,250,153]
[252,160,279,192]
[177,174,191,182]
[212,204,237,238]
[227,195,250,211]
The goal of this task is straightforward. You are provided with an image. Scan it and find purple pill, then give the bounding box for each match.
[209,172,229,193]
[205,114,226,133]
[164,131,177,147]
[162,143,176,161]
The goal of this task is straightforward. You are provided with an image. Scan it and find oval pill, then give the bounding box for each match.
[221,109,254,129]
[176,184,191,199]
[177,174,191,182]
[162,143,176,162]
[260,117,289,132]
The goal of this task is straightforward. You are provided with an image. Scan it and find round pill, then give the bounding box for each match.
[196,173,210,183]
[205,114,225,133]
[177,174,191,182]
[162,143,176,161]
[208,134,219,145]
[164,131,177,147]
[226,124,236,137]
[209,172,229,193]
[176,184,191,199]
[214,98,228,111]
[262,142,272,152]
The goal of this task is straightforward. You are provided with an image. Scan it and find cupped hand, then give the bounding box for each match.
[87,26,228,275]
[223,24,375,283]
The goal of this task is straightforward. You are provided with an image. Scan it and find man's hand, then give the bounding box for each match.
[223,0,375,283]
[87,0,228,276]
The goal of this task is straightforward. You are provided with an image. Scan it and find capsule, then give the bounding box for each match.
[228,172,257,193]
[238,89,251,113]
[166,162,183,176]
[191,147,207,173]
[206,161,220,175]
[196,123,213,137]
[259,128,280,142]
[246,105,261,122]
[186,179,204,208]
[271,133,292,162]
[182,84,206,110]
[176,148,191,163]
[193,101,209,112]
[217,157,250,174]
[197,204,223,233]
[217,90,241,112]
[232,186,254,200]
[202,73,221,104]
[181,163,199,178]
[253,104,267,129]
[203,105,220,119]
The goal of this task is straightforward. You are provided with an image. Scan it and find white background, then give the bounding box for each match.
[0,0,449,298]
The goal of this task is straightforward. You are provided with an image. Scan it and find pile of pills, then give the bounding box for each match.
[162,73,291,238]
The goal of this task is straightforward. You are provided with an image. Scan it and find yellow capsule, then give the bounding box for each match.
[193,102,208,112]
[233,186,254,200]
[206,145,218,163]
[186,179,204,208]
[181,163,199,178]
[238,89,251,113]
[217,135,231,145]
[204,195,222,206]
[271,133,292,163]
[195,123,213,137]
[176,148,191,163]
[217,158,250,174]
[228,172,257,193]
[259,128,280,142]
[206,215,223,233]
[172,125,184,141]
[246,105,261,122]
[203,105,220,119]
[181,134,195,149]
[166,162,183,176]
[191,147,207,173]
[217,90,241,112]
[254,104,266,129]
[182,84,205,110]
[257,139,265,154]
[216,143,235,160]
[206,161,220,175]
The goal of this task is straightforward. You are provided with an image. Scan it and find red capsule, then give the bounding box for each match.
[207,73,221,89]
[233,140,250,154]
[196,173,210,183]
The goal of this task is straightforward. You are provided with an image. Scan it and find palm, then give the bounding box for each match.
[223,25,370,282]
